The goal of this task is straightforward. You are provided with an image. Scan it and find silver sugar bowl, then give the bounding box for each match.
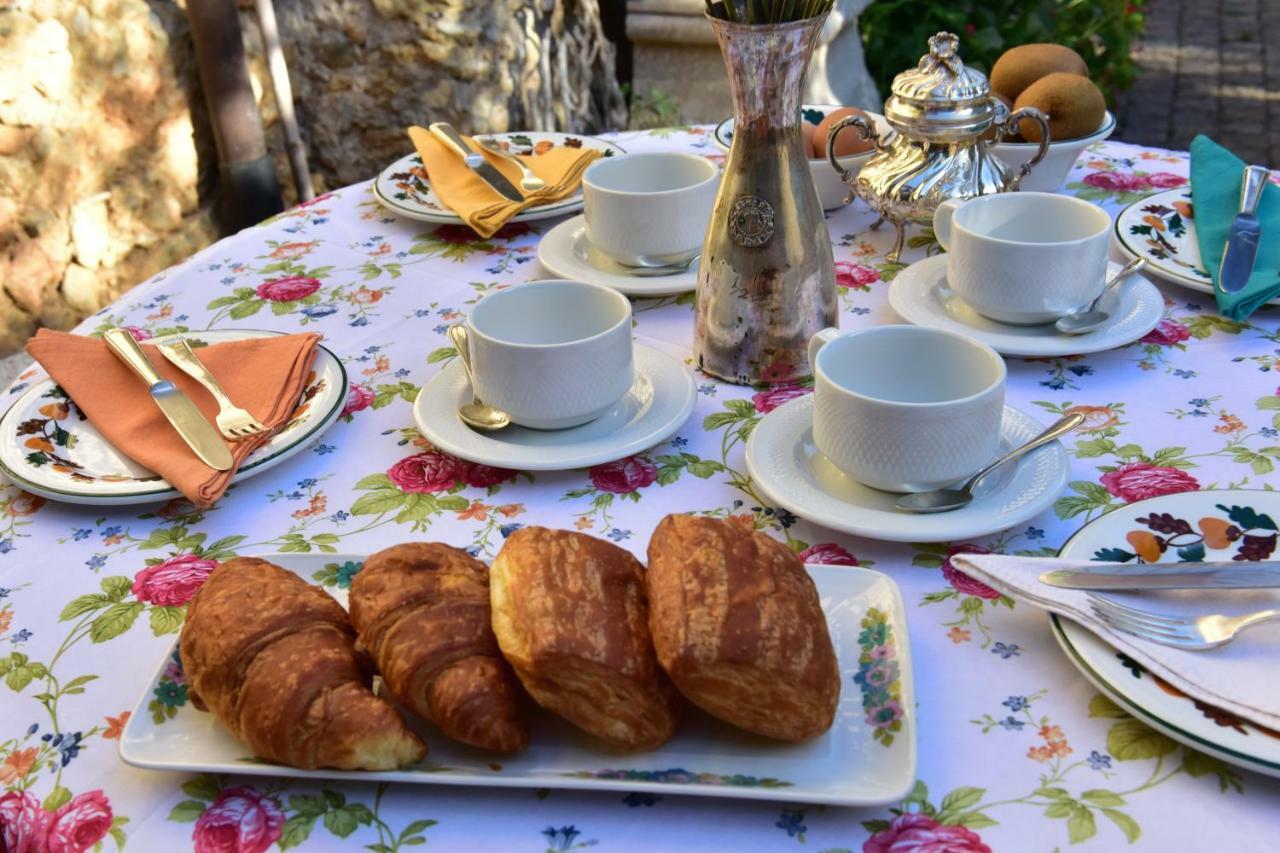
[825,31,1051,261]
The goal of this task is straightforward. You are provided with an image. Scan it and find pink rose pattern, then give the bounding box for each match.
[835,260,880,289]
[192,787,284,853]
[0,790,114,853]
[797,542,860,566]
[386,452,517,494]
[132,553,220,606]
[0,790,49,853]
[1101,462,1201,503]
[341,382,375,417]
[589,455,658,494]
[256,275,321,301]
[864,814,992,853]
[751,383,810,414]
[941,544,1002,600]
[1140,319,1191,347]
[1083,171,1186,193]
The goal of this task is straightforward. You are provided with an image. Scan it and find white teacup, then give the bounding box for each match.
[807,325,1006,492]
[933,192,1112,325]
[466,280,634,430]
[582,152,719,267]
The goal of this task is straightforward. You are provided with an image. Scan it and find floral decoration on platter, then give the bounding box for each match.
[852,607,903,747]
[1092,503,1277,564]
[561,768,791,789]
[1123,192,1210,281]
[1113,653,1280,741]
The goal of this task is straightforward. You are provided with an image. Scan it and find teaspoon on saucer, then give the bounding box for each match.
[895,412,1085,513]
[1054,257,1147,335]
[447,325,510,432]
[572,228,698,277]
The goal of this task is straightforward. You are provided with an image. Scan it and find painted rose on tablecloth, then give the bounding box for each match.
[465,462,518,488]
[387,451,465,493]
[255,275,322,302]
[132,553,219,606]
[191,787,284,853]
[798,543,859,566]
[863,814,992,853]
[0,790,47,853]
[941,544,1002,600]
[1083,171,1147,192]
[341,382,375,417]
[45,790,114,853]
[1140,319,1191,347]
[752,383,810,414]
[835,260,880,289]
[1100,462,1200,503]
[1146,172,1187,189]
[1063,404,1120,433]
[589,455,658,494]
[121,325,153,341]
[7,493,46,517]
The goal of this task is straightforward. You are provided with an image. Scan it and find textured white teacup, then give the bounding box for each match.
[466,280,634,430]
[582,152,719,267]
[807,325,1006,492]
[933,192,1112,325]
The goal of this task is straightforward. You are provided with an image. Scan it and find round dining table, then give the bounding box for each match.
[1,128,1278,852]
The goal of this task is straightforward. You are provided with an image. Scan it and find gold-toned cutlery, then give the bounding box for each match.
[475,137,546,193]
[428,123,525,202]
[1087,593,1279,650]
[447,324,510,431]
[157,339,266,440]
[103,329,234,471]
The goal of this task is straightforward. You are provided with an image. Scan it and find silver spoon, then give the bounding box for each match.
[895,412,1086,513]
[475,137,546,193]
[1054,257,1148,335]
[572,228,699,277]
[447,324,510,431]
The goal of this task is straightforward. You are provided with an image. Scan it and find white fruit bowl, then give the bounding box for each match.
[991,110,1116,193]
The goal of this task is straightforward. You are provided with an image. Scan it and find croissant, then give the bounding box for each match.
[349,542,528,753]
[179,557,426,770]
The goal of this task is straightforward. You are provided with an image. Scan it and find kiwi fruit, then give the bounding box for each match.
[1013,73,1106,142]
[814,107,875,159]
[990,44,1088,102]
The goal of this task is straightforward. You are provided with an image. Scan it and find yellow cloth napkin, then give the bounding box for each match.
[408,126,603,237]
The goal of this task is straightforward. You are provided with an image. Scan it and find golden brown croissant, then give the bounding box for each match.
[490,526,680,751]
[647,514,840,741]
[179,557,426,770]
[348,542,528,753]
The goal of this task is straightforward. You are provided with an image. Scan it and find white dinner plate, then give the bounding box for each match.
[414,344,696,471]
[119,552,917,807]
[0,330,346,505]
[1052,489,1280,779]
[373,132,626,224]
[745,396,1069,543]
[889,255,1165,357]
[536,215,698,298]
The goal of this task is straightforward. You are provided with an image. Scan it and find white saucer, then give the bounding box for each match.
[414,343,696,470]
[744,396,1069,543]
[888,255,1165,357]
[536,215,698,298]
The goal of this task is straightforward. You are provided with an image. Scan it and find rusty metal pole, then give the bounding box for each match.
[187,0,284,233]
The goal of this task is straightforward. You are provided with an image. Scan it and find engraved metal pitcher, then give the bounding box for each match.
[694,13,837,386]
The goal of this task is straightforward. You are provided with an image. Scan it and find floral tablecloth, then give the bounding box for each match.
[2,130,1279,853]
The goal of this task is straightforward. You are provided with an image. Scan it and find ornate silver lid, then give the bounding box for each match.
[883,32,996,141]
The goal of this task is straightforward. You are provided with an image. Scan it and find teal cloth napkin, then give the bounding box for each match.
[1189,134,1280,320]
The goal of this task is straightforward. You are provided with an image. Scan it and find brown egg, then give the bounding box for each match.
[814,107,874,159]
[800,120,817,158]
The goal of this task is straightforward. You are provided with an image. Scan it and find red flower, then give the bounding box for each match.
[1140,319,1190,347]
[255,276,321,302]
[492,222,533,240]
[589,455,658,494]
[191,787,284,853]
[386,452,463,493]
[1145,171,1187,189]
[864,814,991,853]
[433,224,482,244]
[1101,462,1200,503]
[834,261,880,289]
[0,791,49,853]
[464,462,518,488]
[752,383,810,413]
[297,191,333,208]
[341,383,374,417]
[120,325,152,341]
[1082,171,1147,192]
[6,492,45,516]
[941,544,1002,600]
[45,790,113,853]
[759,359,799,383]
[797,543,859,566]
[132,553,220,606]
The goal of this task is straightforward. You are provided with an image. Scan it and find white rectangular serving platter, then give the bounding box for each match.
[119,553,916,806]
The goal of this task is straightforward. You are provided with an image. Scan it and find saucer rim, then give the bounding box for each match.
[537,215,698,297]
[413,343,696,470]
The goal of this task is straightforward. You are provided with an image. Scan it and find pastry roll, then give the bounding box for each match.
[349,542,528,753]
[646,514,840,741]
[180,558,426,770]
[490,527,680,750]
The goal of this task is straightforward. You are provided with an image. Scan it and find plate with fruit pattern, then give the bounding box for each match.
[120,553,916,806]
[373,132,626,224]
[0,330,346,506]
[1052,489,1280,778]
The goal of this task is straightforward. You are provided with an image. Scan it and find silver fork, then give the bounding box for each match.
[156,339,267,440]
[1088,593,1280,650]
[475,137,546,193]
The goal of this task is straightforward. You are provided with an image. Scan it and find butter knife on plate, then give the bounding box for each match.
[1041,561,1280,591]
[427,122,525,202]
[1217,164,1269,294]
[103,329,233,471]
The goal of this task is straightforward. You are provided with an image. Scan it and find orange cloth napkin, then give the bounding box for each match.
[25,330,320,508]
[407,126,603,237]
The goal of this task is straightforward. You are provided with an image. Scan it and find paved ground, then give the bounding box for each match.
[1115,0,1277,165]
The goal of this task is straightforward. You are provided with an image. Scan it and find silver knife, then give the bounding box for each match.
[1217,164,1269,294]
[103,329,234,471]
[427,122,524,202]
[1041,562,1280,590]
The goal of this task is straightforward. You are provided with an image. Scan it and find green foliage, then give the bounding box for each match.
[860,0,1145,104]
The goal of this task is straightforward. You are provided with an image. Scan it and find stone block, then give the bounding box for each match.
[69,193,111,268]
[5,238,60,315]
[59,262,103,314]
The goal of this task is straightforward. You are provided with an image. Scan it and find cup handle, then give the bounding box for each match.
[932,198,964,251]
[807,327,840,372]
